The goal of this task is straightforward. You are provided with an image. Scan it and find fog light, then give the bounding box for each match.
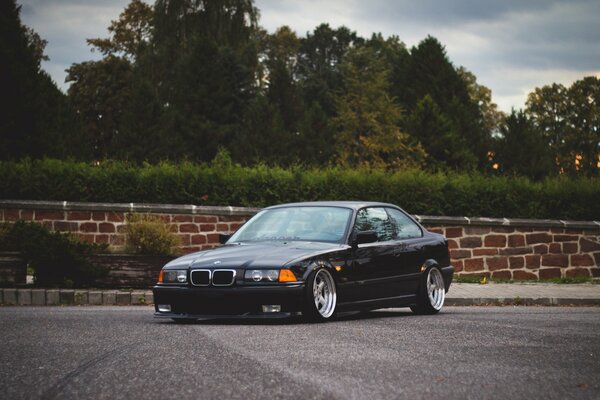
[262,305,281,313]
[157,304,171,312]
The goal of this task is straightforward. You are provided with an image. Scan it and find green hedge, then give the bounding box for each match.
[1,159,598,220]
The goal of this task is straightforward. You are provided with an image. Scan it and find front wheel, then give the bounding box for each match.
[303,268,337,322]
[411,266,445,315]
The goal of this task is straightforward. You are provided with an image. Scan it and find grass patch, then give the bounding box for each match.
[539,277,600,284]
[454,275,488,284]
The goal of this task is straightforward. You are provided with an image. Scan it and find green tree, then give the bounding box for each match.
[334,46,425,170]
[405,95,474,169]
[365,33,410,83]
[259,26,300,86]
[111,72,165,161]
[564,77,600,175]
[131,0,260,162]
[458,66,505,135]
[526,77,599,176]
[0,0,83,160]
[87,0,153,61]
[394,37,488,170]
[66,0,152,159]
[297,24,363,116]
[492,110,554,179]
[262,26,303,144]
[233,94,287,164]
[66,56,133,159]
[526,83,569,170]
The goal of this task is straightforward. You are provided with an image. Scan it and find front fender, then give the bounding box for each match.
[301,259,336,282]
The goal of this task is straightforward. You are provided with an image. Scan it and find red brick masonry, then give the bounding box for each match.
[1,200,599,280]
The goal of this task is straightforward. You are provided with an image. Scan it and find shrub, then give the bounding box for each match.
[0,223,10,245]
[124,213,180,255]
[0,221,107,287]
[0,159,598,220]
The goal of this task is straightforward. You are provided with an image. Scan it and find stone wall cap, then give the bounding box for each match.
[506,218,565,228]
[417,214,600,232]
[1,200,598,231]
[561,220,600,230]
[0,199,260,216]
[413,215,468,225]
[465,217,508,226]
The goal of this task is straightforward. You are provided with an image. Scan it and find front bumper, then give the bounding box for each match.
[153,283,306,319]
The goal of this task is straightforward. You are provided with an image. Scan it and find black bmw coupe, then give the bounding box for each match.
[153,201,454,322]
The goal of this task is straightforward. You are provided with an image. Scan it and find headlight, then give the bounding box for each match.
[246,269,277,282]
[159,269,188,284]
[266,270,279,281]
[251,270,264,281]
[244,269,297,283]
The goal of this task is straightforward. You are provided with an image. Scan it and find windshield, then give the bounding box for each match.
[229,206,352,243]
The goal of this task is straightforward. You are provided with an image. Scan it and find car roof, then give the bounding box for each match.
[265,201,400,211]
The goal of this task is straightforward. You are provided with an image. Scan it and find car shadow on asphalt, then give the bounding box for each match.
[153,309,416,326]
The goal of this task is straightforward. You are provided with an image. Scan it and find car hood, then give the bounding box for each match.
[164,241,347,269]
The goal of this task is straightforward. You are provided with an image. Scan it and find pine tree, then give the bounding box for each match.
[334,46,425,170]
[394,36,489,170]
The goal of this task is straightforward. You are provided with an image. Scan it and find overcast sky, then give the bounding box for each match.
[18,0,600,112]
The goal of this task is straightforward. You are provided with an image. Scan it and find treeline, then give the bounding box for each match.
[1,0,599,179]
[1,158,598,220]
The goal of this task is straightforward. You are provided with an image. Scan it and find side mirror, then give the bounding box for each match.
[219,233,231,244]
[354,230,378,246]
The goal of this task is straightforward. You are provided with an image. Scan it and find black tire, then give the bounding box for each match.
[303,267,337,322]
[410,266,446,315]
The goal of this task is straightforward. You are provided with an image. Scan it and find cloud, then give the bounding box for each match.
[256,0,361,36]
[17,0,600,111]
[486,67,600,112]
[256,0,600,112]
[19,0,131,89]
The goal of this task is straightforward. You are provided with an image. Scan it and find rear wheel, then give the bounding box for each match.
[411,266,445,315]
[303,268,337,322]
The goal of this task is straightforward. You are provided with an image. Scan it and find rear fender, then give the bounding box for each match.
[421,258,454,292]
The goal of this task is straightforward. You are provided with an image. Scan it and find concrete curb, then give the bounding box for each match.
[2,287,600,306]
[446,282,600,306]
[0,288,153,306]
[445,297,600,306]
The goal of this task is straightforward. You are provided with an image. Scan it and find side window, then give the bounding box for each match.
[355,207,394,241]
[386,208,422,239]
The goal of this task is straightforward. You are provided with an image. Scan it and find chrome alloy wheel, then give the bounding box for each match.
[427,267,445,310]
[312,269,337,318]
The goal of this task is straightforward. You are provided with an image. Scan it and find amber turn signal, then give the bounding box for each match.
[157,269,164,283]
[278,269,297,282]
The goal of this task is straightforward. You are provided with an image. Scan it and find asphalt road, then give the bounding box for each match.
[1,307,599,400]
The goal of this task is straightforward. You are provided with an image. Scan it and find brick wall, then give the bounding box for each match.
[0,200,257,254]
[1,200,599,280]
[419,221,600,280]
